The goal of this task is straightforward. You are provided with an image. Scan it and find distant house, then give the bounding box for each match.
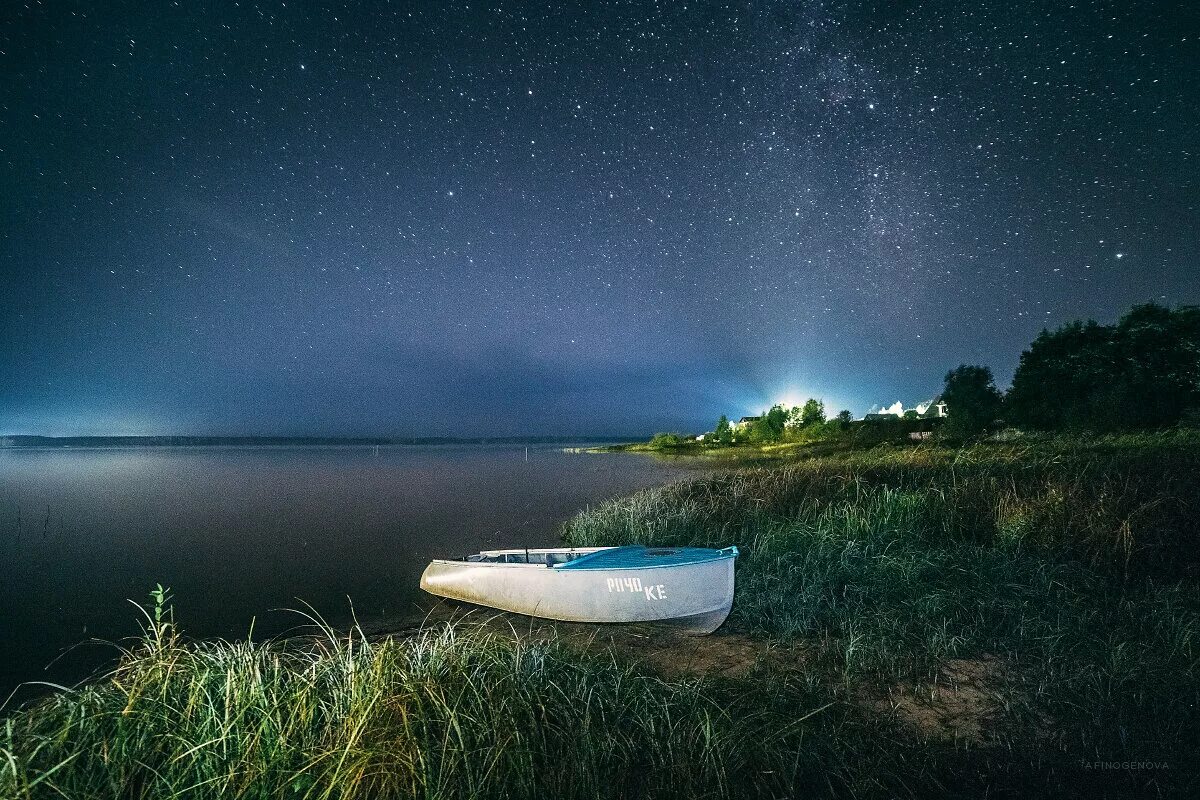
[733,416,761,430]
[863,397,947,421]
[916,397,948,418]
[863,400,905,420]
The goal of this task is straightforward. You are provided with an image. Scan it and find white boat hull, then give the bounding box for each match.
[420,547,736,634]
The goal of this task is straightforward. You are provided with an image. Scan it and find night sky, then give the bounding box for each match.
[2,1,1196,437]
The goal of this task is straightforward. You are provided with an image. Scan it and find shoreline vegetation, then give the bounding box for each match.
[4,431,1199,797]
[608,302,1200,458]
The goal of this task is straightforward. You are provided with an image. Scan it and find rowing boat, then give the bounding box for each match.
[419,545,739,634]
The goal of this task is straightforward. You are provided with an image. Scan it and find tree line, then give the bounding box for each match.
[695,400,857,447]
[943,302,1200,437]
[657,302,1200,449]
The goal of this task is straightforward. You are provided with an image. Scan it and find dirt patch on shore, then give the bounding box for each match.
[867,656,1012,745]
[551,621,795,679]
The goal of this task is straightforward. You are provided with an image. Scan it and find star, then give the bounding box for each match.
[1,0,1193,440]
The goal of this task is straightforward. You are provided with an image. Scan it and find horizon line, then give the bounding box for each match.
[0,433,649,443]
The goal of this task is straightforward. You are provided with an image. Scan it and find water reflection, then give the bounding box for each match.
[0,444,695,699]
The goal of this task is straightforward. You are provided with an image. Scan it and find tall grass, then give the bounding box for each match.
[1,599,909,799]
[564,434,1200,796]
[567,434,1200,578]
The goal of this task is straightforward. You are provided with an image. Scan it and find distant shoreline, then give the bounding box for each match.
[0,435,643,449]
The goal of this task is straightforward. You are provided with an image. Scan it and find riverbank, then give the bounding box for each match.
[582,427,941,461]
[4,432,1198,797]
[582,438,839,461]
[565,431,1200,795]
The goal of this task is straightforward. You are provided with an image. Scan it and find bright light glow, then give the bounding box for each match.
[724,380,851,422]
[766,387,845,414]
[774,392,808,409]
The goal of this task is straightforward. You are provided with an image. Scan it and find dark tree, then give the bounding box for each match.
[800,398,826,426]
[714,414,733,446]
[1006,320,1114,430]
[1007,303,1200,431]
[649,432,686,448]
[941,365,1003,438]
[748,405,788,443]
[765,404,788,439]
[1112,303,1200,428]
[835,409,853,427]
[747,417,771,443]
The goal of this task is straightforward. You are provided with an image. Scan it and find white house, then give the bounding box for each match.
[862,397,947,420]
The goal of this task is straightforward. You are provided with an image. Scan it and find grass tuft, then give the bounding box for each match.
[1,611,898,799]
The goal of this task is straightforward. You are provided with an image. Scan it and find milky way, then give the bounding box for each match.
[2,1,1196,436]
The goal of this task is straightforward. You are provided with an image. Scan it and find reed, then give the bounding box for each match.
[1,600,897,799]
[563,432,1200,796]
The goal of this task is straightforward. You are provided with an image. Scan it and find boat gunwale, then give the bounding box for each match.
[554,544,739,571]
[473,547,610,556]
[426,549,738,572]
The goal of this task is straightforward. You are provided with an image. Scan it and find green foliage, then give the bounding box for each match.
[776,415,858,446]
[568,432,1200,579]
[835,409,853,427]
[747,405,788,443]
[0,617,860,800]
[800,398,826,426]
[765,404,788,438]
[1007,302,1200,431]
[746,418,770,443]
[648,432,688,449]
[565,433,1200,796]
[848,415,928,446]
[142,583,175,650]
[941,364,1003,439]
[714,414,733,446]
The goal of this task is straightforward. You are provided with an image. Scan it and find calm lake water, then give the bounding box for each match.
[0,444,696,700]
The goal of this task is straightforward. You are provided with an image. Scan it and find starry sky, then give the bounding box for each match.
[1,1,1196,437]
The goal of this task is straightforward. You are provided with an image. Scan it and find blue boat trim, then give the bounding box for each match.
[556,545,739,571]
